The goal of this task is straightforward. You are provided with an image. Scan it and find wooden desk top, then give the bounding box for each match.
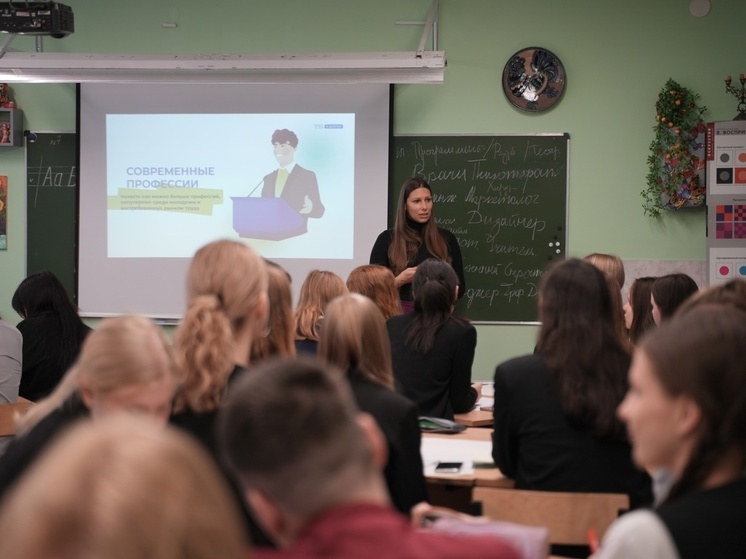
[423,428,513,489]
[454,408,493,428]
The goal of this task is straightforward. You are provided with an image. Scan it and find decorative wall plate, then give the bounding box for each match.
[502,47,566,112]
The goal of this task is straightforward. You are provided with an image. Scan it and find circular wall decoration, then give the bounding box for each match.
[502,47,566,112]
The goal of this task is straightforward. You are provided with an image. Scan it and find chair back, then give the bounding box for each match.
[0,398,34,437]
[473,487,629,545]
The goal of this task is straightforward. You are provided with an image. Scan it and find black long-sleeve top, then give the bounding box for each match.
[369,221,465,302]
[347,369,428,514]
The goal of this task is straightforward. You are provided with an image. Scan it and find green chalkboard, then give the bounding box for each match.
[25,132,78,301]
[390,134,569,323]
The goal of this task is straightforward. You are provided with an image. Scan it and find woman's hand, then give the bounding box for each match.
[395,267,418,287]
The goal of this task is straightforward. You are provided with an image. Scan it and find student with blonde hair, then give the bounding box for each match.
[0,416,246,559]
[346,264,402,320]
[0,315,181,502]
[319,293,427,514]
[294,269,348,355]
[169,239,271,545]
[250,261,296,363]
[584,253,625,290]
[584,253,628,348]
[172,239,268,428]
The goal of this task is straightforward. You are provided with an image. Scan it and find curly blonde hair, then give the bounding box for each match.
[174,240,268,413]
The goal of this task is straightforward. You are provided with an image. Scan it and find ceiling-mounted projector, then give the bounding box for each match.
[0,2,74,38]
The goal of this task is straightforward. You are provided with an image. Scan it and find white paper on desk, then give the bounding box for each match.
[421,438,493,476]
[477,396,494,410]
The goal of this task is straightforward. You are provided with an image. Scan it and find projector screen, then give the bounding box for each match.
[78,83,391,318]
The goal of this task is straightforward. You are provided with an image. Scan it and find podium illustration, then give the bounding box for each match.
[231,197,307,240]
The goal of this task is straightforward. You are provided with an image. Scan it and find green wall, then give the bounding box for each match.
[1,0,744,377]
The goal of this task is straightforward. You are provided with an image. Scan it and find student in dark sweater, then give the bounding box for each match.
[387,259,478,420]
[370,177,464,311]
[11,271,91,401]
[319,293,427,515]
[596,306,746,559]
[169,239,272,547]
[0,315,180,504]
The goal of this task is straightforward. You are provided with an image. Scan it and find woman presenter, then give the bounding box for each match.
[370,177,465,311]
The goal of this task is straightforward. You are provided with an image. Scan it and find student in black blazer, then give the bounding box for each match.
[386,259,478,420]
[493,259,652,558]
[319,293,427,515]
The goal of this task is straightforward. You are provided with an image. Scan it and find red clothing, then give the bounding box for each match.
[251,503,520,559]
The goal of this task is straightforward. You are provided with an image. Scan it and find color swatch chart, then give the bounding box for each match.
[715,148,746,185]
[715,259,746,280]
[715,204,746,239]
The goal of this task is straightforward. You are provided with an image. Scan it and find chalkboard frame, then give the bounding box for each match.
[24,131,79,303]
[390,133,570,324]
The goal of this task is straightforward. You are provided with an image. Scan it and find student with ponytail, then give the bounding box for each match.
[386,259,478,420]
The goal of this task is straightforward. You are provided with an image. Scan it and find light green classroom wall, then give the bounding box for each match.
[1,0,743,376]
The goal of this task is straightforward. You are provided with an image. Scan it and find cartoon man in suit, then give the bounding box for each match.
[260,129,325,233]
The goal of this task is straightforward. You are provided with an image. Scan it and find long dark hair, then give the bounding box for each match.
[388,177,449,275]
[537,259,630,439]
[627,276,656,344]
[651,273,698,321]
[640,307,746,503]
[405,259,460,353]
[11,271,89,372]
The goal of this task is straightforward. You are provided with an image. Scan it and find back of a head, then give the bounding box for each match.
[675,279,746,316]
[346,265,402,320]
[11,271,77,319]
[295,270,348,341]
[218,358,373,519]
[251,261,296,362]
[651,273,699,321]
[184,239,268,326]
[538,258,616,348]
[584,252,625,290]
[175,239,268,413]
[411,258,458,315]
[406,259,459,353]
[639,306,746,498]
[18,315,181,434]
[319,293,394,389]
[538,258,629,438]
[78,315,180,395]
[0,416,246,559]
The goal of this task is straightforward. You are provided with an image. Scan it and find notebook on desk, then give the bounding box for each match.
[419,416,467,434]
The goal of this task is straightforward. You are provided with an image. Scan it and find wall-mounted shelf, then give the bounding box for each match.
[0,108,23,147]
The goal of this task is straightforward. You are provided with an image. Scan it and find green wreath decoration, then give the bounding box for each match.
[642,79,707,218]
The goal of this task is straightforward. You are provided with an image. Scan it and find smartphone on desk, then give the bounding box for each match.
[434,461,463,474]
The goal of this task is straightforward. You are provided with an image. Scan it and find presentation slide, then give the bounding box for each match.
[106,113,355,259]
[78,83,390,318]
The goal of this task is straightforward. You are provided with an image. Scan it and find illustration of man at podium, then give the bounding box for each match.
[233,128,325,241]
